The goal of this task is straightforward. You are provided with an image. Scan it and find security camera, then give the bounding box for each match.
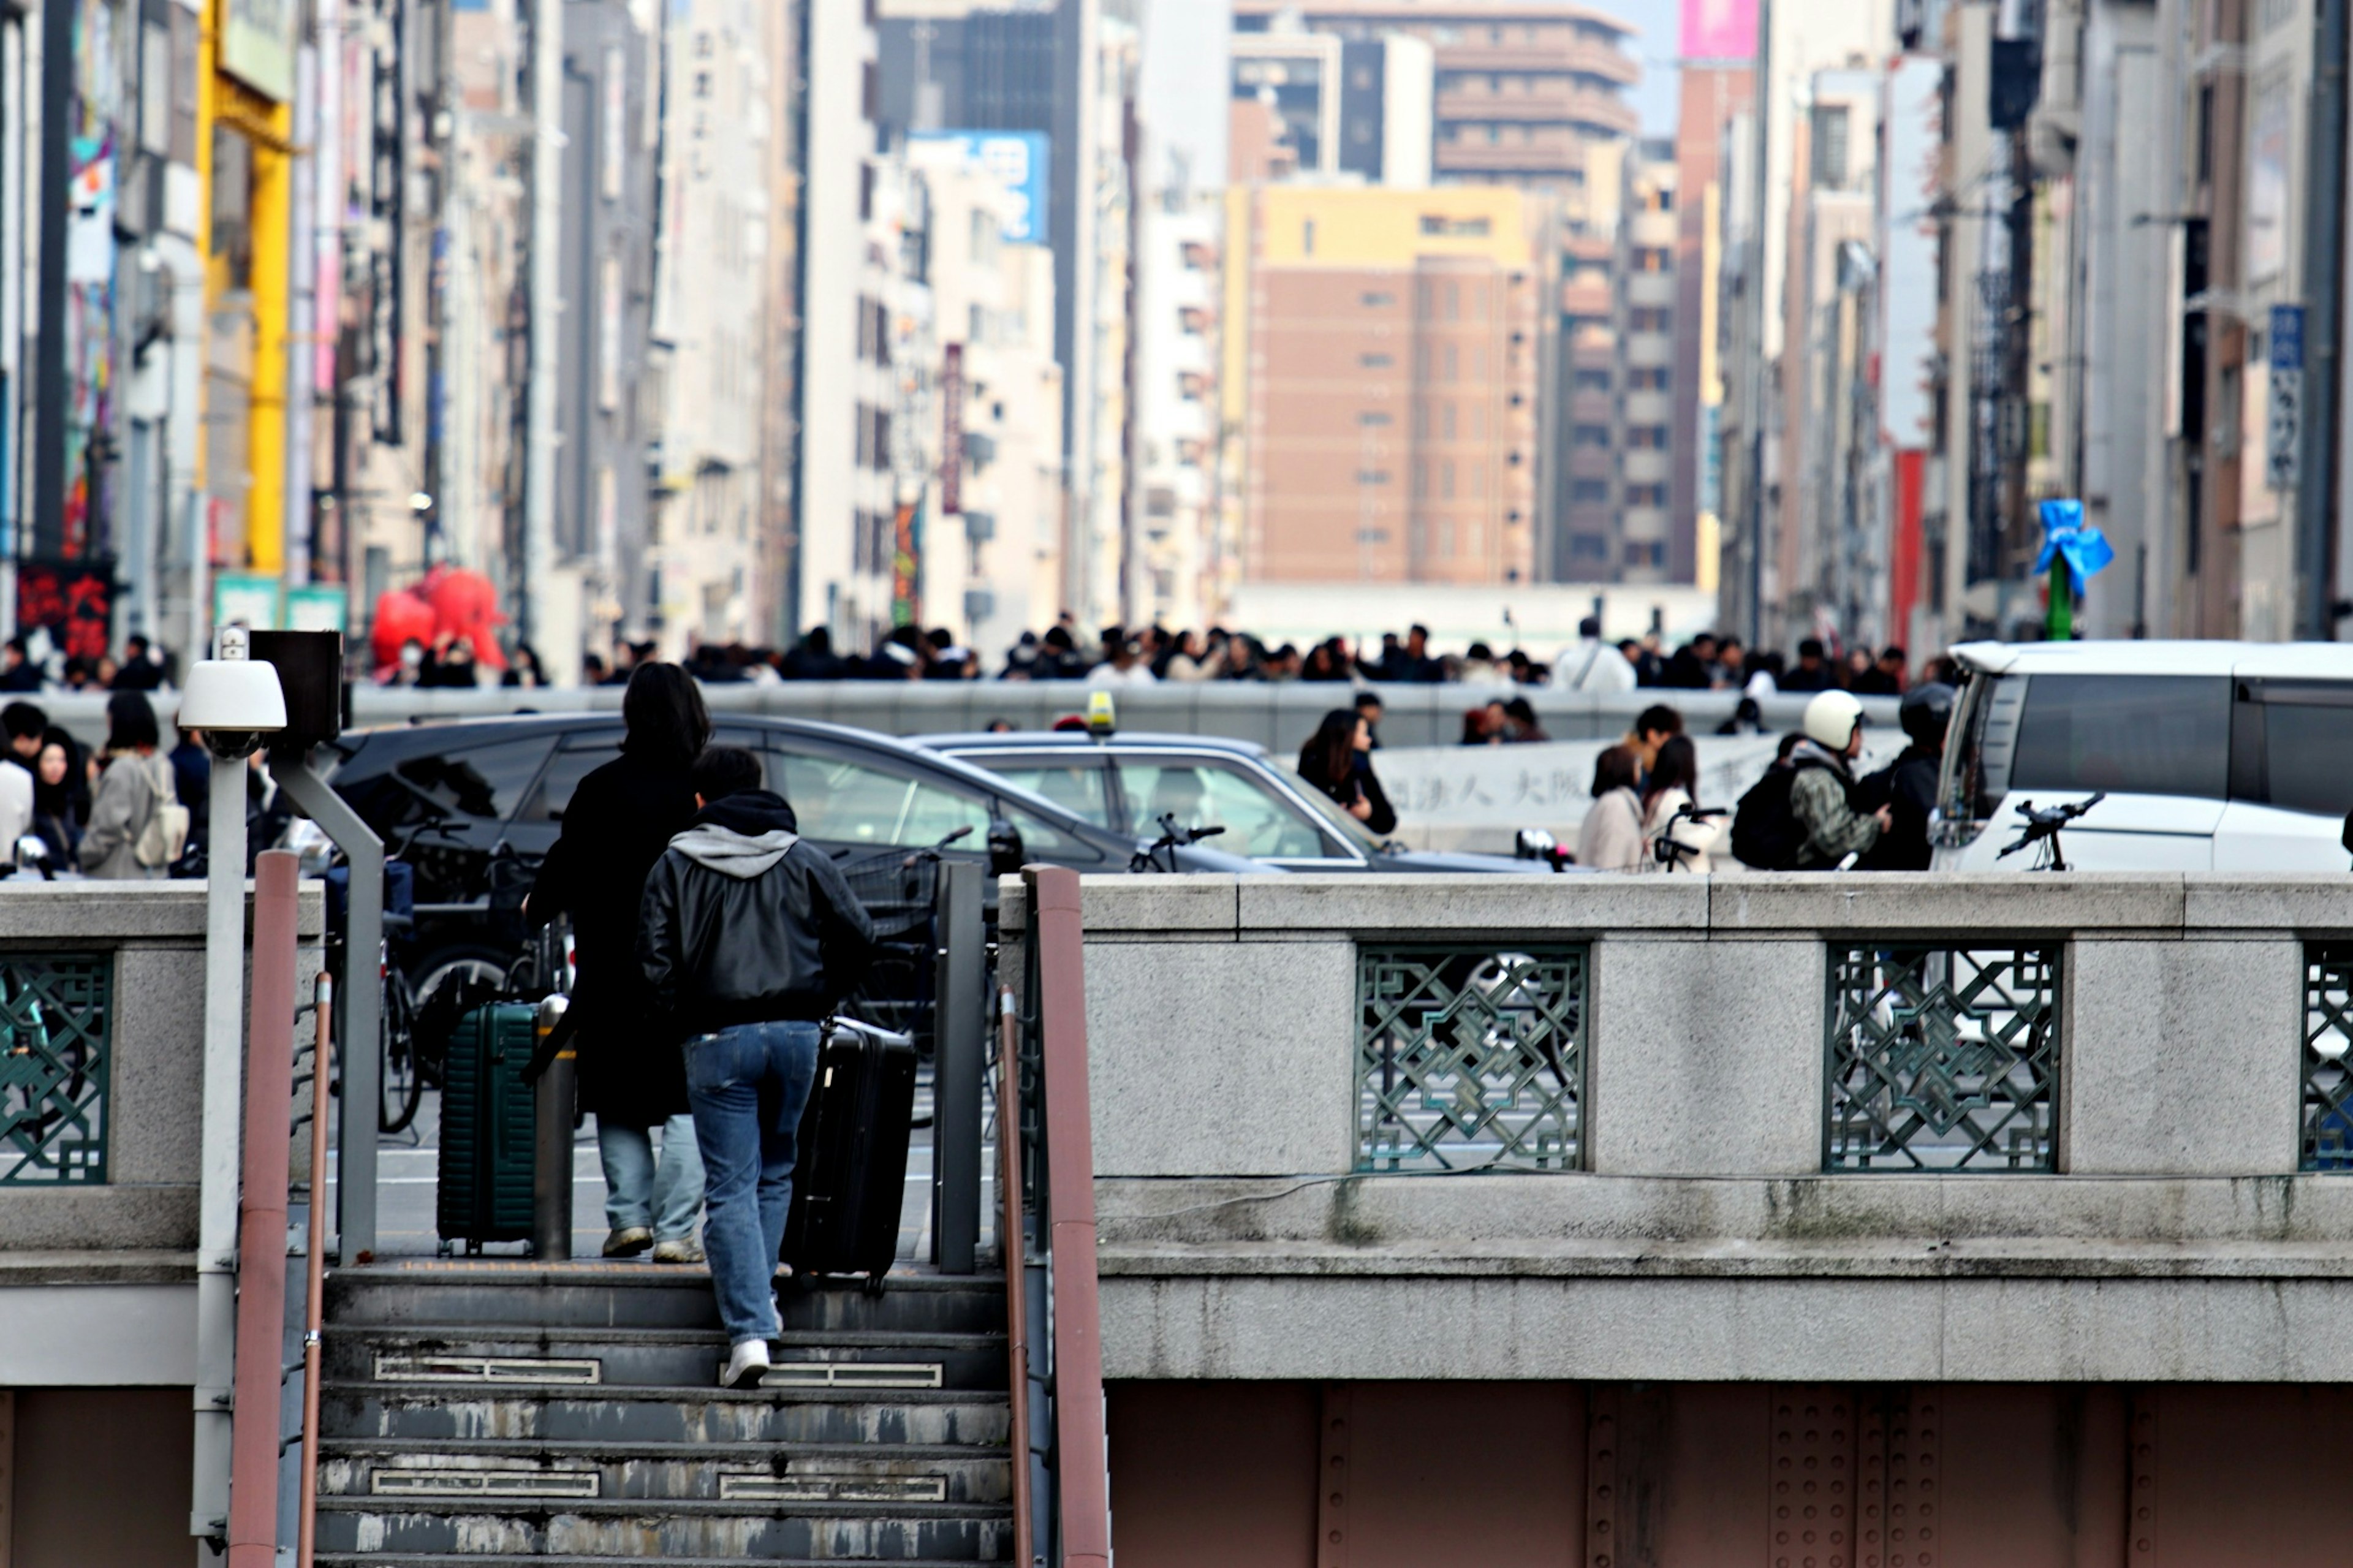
[180,626,288,759]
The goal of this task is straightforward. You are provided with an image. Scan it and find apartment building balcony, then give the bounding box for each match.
[1434,141,1588,178]
[1621,448,1670,483]
[1623,332,1672,368]
[1433,40,1641,84]
[1561,278,1612,316]
[1624,390,1672,426]
[1623,271,1674,309]
[1629,210,1678,248]
[1571,390,1615,423]
[1436,86,1642,138]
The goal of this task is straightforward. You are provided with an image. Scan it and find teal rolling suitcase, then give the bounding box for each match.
[436,1003,539,1250]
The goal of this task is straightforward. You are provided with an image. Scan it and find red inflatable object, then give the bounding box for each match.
[369,590,436,672]
[423,566,507,671]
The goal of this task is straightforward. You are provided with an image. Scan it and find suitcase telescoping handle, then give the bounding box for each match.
[823,1015,917,1050]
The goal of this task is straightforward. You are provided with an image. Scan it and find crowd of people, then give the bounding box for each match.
[0,690,210,879]
[368,615,1946,697]
[1561,685,1955,875]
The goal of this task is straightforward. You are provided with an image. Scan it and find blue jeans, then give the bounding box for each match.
[683,1020,821,1343]
[597,1114,705,1243]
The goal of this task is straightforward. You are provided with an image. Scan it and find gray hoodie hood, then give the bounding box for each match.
[669,824,801,880]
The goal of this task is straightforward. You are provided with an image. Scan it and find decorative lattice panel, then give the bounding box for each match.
[1357,945,1585,1172]
[0,955,115,1184]
[1824,944,2058,1172]
[2302,944,2353,1170]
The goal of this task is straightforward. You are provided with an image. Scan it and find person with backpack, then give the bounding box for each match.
[78,692,186,879]
[1855,683,1954,871]
[638,745,877,1388]
[1729,691,1889,870]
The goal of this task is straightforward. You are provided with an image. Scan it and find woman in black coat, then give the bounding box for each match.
[528,662,710,1260]
[1297,708,1399,836]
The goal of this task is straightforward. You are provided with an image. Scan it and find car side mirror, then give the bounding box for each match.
[987,816,1025,879]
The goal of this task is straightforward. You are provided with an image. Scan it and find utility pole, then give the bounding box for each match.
[1742,0,1773,648]
[522,0,563,653]
[2299,0,2349,638]
[32,0,71,559]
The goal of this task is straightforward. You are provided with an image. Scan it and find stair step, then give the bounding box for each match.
[315,1544,993,1553]
[323,1383,1012,1447]
[327,1265,1007,1337]
[328,1326,1009,1390]
[313,1498,1013,1561]
[316,1439,1011,1504]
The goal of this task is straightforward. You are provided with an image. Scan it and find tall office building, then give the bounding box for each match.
[1230,0,1657,588]
[1231,0,1636,211]
[1228,29,1434,186]
[1224,184,1542,586]
[874,0,1139,631]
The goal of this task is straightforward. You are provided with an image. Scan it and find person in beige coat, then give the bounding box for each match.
[1574,745,1646,872]
[79,692,172,880]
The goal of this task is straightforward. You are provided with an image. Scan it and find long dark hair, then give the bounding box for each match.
[620,662,711,767]
[1642,734,1699,816]
[1298,708,1361,786]
[105,691,159,753]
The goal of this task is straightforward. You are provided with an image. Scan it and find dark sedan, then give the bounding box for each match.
[281,713,1267,1004]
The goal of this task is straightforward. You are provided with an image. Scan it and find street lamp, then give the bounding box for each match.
[186,625,286,1548]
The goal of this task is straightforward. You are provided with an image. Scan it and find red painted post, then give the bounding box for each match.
[1029,866,1110,1568]
[228,850,301,1568]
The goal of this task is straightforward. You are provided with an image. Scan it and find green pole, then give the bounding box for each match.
[2047,556,2072,641]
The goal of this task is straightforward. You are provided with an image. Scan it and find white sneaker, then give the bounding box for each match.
[721,1338,771,1389]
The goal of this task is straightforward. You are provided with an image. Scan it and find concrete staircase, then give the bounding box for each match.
[312,1262,1014,1565]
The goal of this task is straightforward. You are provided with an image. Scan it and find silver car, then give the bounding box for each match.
[914,730,1552,874]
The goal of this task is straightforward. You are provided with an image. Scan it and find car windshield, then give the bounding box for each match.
[1117,757,1336,859]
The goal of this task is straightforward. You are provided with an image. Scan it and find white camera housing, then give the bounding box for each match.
[181,627,288,758]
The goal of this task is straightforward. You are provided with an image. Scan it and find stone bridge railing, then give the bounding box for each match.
[0,884,325,1260]
[1002,874,2353,1383]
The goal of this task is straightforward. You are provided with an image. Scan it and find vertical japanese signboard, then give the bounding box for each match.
[2270,303,2304,493]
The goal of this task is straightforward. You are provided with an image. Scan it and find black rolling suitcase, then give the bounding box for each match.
[437,1003,539,1251]
[782,1018,919,1293]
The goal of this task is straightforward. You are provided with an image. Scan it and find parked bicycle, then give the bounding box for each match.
[1129,812,1226,874]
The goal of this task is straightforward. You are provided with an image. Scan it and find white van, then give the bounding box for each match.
[1931,640,2353,871]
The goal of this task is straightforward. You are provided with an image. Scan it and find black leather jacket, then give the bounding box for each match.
[637,790,877,1039]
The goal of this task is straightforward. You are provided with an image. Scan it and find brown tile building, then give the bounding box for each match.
[1223,185,1542,584]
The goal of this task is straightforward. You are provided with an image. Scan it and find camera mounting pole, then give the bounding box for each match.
[254,631,384,1262]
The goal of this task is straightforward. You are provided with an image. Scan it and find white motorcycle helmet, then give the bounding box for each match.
[1802,689,1866,751]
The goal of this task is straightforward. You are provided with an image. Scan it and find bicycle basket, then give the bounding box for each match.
[837,847,941,943]
[833,848,941,1052]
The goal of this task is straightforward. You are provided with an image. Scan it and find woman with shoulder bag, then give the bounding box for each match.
[525,663,710,1262]
[79,692,186,879]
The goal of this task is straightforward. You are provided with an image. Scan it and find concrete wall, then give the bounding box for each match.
[1007,872,2353,1382]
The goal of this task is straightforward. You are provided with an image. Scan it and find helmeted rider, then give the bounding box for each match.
[1787,691,1890,868]
[1856,683,1955,871]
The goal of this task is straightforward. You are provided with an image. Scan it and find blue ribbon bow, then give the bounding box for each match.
[2034,499,2114,594]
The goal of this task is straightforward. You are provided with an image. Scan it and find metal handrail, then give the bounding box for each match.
[1026,865,1110,1568]
[296,971,333,1568]
[995,986,1036,1568]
